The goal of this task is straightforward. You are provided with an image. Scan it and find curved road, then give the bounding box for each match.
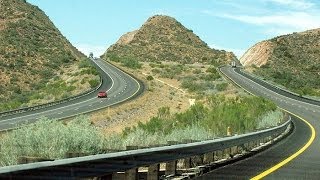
[198,66,320,179]
[0,59,142,131]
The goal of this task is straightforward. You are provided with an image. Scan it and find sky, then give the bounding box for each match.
[26,0,320,58]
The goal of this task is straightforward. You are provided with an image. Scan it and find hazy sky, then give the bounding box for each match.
[27,0,320,58]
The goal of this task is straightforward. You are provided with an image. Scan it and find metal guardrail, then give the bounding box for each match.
[0,61,103,118]
[0,116,292,179]
[234,68,320,106]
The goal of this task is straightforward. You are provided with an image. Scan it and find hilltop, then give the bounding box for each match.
[0,0,99,111]
[102,15,236,65]
[240,29,320,96]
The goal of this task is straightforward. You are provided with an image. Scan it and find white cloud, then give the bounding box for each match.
[75,44,107,57]
[209,44,245,58]
[218,11,320,35]
[267,0,315,9]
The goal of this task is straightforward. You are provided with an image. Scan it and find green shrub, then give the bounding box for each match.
[216,83,228,91]
[146,75,154,81]
[0,116,105,166]
[121,58,142,69]
[89,79,99,88]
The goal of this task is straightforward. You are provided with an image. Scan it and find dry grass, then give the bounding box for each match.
[89,61,190,135]
[88,60,246,135]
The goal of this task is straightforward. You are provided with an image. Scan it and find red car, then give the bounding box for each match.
[97,91,107,98]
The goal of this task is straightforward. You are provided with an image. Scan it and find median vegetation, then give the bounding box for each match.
[0,95,283,166]
[0,58,100,112]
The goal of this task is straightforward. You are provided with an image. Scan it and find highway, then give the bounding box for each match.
[0,59,143,131]
[197,66,320,179]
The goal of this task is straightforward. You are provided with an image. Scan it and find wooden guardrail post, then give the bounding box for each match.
[125,168,138,180]
[191,154,204,167]
[224,148,231,159]
[203,152,214,164]
[165,160,177,176]
[215,150,223,160]
[123,146,139,180]
[181,157,191,168]
[230,146,238,157]
[180,139,194,168]
[148,164,160,180]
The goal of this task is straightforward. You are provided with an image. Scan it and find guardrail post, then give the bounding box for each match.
[203,152,214,164]
[230,146,238,157]
[125,168,138,180]
[192,154,204,167]
[123,146,139,180]
[215,150,223,160]
[181,157,191,168]
[224,148,231,159]
[148,164,160,180]
[165,160,177,176]
[243,143,249,152]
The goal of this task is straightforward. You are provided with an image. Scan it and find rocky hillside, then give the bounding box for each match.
[240,29,320,96]
[0,0,99,111]
[102,15,236,66]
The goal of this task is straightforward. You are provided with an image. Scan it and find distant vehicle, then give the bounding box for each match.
[97,91,107,98]
[231,61,236,68]
[89,52,94,59]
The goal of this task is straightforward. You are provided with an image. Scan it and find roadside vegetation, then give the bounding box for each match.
[0,0,100,112]
[146,61,229,96]
[251,31,320,97]
[106,53,142,69]
[0,58,100,112]
[0,95,283,166]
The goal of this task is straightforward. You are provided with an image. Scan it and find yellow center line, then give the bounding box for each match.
[220,67,316,179]
[251,109,316,180]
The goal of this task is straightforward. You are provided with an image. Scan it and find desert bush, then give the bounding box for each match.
[89,79,99,88]
[146,75,154,81]
[0,116,105,166]
[216,83,228,91]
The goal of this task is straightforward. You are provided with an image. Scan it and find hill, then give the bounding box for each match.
[102,15,236,66]
[240,29,320,96]
[0,0,99,111]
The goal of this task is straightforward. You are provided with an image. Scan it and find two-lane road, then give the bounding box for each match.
[0,59,142,131]
[198,66,319,179]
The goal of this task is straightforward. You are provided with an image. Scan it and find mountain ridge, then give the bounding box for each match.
[240,28,320,96]
[103,15,236,65]
[0,0,99,111]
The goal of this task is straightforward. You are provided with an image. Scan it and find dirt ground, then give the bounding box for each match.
[89,61,193,135]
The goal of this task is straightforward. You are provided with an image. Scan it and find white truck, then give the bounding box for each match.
[231,61,236,68]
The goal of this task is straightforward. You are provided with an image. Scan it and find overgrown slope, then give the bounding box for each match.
[0,0,99,111]
[241,29,320,96]
[102,15,236,66]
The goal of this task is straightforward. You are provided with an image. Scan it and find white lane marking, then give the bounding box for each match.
[233,68,320,108]
[57,112,63,115]
[1,60,141,129]
[94,59,115,91]
[0,60,117,124]
[74,108,79,111]
[89,104,92,107]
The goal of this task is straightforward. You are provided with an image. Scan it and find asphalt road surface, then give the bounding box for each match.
[197,66,320,179]
[0,59,142,131]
